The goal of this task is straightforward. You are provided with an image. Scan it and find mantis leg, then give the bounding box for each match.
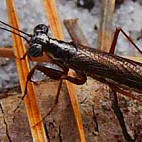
[109,27,142,54]
[23,64,68,99]
[14,64,68,113]
[61,71,87,85]
[33,70,87,127]
[15,63,87,119]
[109,29,135,141]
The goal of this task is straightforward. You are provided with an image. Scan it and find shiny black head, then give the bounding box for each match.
[28,43,43,57]
[28,25,50,57]
[0,20,50,58]
[33,24,49,35]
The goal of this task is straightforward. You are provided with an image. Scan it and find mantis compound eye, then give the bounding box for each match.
[33,24,49,35]
[28,43,43,57]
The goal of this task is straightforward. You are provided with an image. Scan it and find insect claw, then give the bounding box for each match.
[13,99,22,115]
[13,82,28,116]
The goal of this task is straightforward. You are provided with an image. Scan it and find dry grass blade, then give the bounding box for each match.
[42,0,64,39]
[6,0,47,141]
[64,19,90,45]
[0,47,50,62]
[0,47,13,58]
[42,0,86,141]
[99,0,115,52]
[64,19,89,46]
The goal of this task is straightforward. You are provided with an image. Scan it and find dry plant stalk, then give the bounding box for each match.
[64,19,89,46]
[99,0,115,52]
[42,0,87,142]
[6,0,47,141]
[0,47,50,62]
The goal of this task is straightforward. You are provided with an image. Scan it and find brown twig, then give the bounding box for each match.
[0,47,51,62]
[64,19,89,47]
[98,0,115,52]
[42,1,87,142]
[6,0,47,141]
[64,19,89,46]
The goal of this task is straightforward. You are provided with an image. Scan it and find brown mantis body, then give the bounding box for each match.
[23,27,142,97]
